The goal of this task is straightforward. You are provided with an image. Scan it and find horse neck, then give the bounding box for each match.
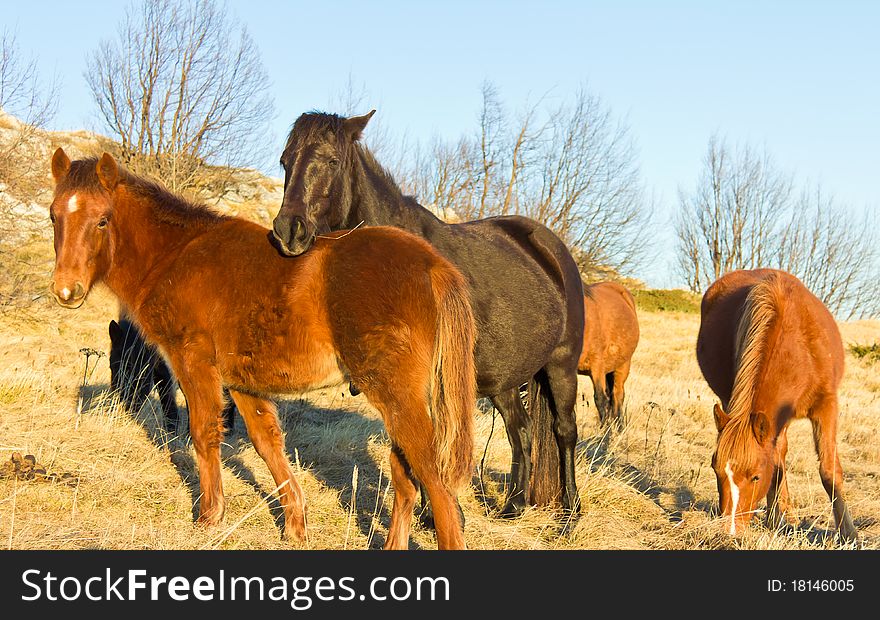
[347,149,443,237]
[103,188,204,308]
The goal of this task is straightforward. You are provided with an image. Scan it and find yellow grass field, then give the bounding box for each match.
[2,285,878,550]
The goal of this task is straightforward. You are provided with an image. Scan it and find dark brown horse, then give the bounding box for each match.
[697,268,857,542]
[49,148,476,549]
[271,111,585,516]
[578,282,639,429]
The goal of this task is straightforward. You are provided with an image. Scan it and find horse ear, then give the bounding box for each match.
[343,109,376,142]
[109,320,121,342]
[51,148,71,183]
[96,153,119,191]
[713,403,730,433]
[750,411,772,444]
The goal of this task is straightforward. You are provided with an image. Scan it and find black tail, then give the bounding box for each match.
[526,372,562,505]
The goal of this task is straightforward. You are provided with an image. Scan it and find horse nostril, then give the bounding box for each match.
[73,282,85,299]
[294,218,307,241]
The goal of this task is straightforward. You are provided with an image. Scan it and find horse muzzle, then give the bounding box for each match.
[272,215,315,257]
[52,280,87,309]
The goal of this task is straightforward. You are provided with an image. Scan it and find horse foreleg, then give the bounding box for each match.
[229,391,306,543]
[811,406,858,543]
[766,429,792,529]
[385,445,418,550]
[492,389,532,518]
[174,362,226,527]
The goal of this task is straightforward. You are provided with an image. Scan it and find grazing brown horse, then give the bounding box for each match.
[48,148,476,550]
[578,282,639,429]
[696,268,857,542]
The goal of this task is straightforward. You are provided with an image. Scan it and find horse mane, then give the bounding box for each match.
[717,273,785,466]
[60,157,228,228]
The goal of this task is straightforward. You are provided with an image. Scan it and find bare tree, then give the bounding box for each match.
[776,187,880,319]
[524,89,649,276]
[675,137,793,289]
[0,30,58,311]
[0,29,57,197]
[676,136,880,318]
[86,0,273,194]
[395,83,650,278]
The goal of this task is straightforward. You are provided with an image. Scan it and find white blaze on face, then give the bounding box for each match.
[67,194,78,213]
[725,461,740,535]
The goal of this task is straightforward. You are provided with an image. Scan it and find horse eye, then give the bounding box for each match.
[751,475,761,482]
[328,158,340,167]
[49,213,56,223]
[97,217,109,229]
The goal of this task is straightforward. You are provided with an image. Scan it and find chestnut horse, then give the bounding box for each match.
[696,268,857,542]
[578,282,639,429]
[48,149,476,550]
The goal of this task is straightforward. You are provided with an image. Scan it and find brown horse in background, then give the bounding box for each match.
[578,282,639,429]
[697,268,857,542]
[48,148,476,549]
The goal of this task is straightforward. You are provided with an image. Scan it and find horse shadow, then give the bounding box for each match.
[576,431,716,523]
[80,381,411,548]
[274,396,413,549]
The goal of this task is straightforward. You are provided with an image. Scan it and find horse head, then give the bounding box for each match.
[272,110,375,256]
[49,148,118,308]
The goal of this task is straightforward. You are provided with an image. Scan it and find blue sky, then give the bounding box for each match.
[7,1,879,286]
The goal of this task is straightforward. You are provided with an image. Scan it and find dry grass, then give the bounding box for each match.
[1,285,877,551]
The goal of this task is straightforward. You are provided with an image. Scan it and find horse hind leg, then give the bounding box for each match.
[369,389,465,550]
[544,357,581,514]
[385,445,418,550]
[151,357,179,432]
[811,404,858,543]
[229,390,306,542]
[492,388,532,518]
[591,372,610,427]
[220,388,236,436]
[610,359,631,431]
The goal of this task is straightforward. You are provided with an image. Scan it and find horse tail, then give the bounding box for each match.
[526,372,561,504]
[429,265,476,493]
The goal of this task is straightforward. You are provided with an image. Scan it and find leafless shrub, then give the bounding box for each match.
[85,0,274,195]
[676,136,880,318]
[0,29,58,311]
[394,83,651,277]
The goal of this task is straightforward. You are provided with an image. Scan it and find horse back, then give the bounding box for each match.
[697,269,843,408]
[581,282,640,373]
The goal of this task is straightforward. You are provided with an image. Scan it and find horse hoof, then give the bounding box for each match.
[196,514,223,528]
[282,526,307,544]
[497,499,527,519]
[562,495,582,516]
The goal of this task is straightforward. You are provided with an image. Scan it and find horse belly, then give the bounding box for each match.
[223,346,349,395]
